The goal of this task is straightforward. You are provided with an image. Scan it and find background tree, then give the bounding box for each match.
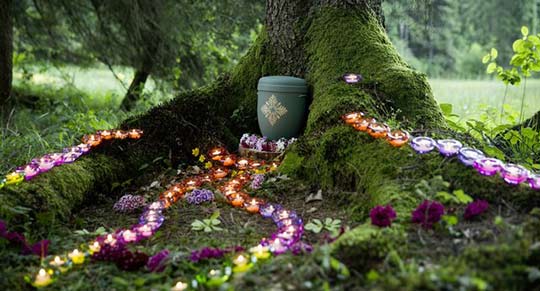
[0,0,13,110]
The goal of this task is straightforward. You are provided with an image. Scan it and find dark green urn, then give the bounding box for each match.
[257,76,309,140]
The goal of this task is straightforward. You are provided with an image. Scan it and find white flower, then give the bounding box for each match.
[276,140,286,152]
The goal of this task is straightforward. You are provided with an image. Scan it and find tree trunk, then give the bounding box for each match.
[120,68,150,111]
[2,3,538,283]
[0,0,13,110]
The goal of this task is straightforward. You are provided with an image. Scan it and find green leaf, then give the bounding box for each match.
[211,219,221,225]
[486,62,497,74]
[204,226,212,232]
[453,189,473,204]
[210,210,221,220]
[522,26,529,37]
[325,218,333,225]
[482,54,491,64]
[439,103,453,116]
[490,48,498,59]
[442,215,458,226]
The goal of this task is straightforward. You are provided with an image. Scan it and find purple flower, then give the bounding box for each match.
[411,200,445,229]
[29,240,49,257]
[113,194,146,213]
[0,220,6,237]
[370,205,397,227]
[5,231,27,247]
[185,189,214,205]
[147,249,170,272]
[250,174,265,190]
[290,241,313,255]
[463,200,489,220]
[189,246,243,262]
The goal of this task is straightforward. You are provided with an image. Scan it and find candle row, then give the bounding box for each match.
[342,111,540,190]
[1,129,143,188]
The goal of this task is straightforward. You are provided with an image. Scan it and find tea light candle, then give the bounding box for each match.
[249,244,271,260]
[342,73,362,84]
[268,238,288,255]
[75,144,92,154]
[387,130,410,147]
[528,173,540,190]
[236,158,250,170]
[341,112,364,124]
[184,178,201,190]
[68,249,85,264]
[49,256,66,268]
[171,281,188,291]
[268,161,280,172]
[5,172,25,185]
[104,234,117,246]
[367,122,390,139]
[249,160,264,169]
[208,147,227,160]
[436,139,463,157]
[36,156,55,172]
[352,117,376,132]
[245,198,261,213]
[17,164,40,180]
[232,254,252,273]
[140,210,164,225]
[62,152,82,164]
[206,269,229,287]
[259,203,281,218]
[200,174,213,183]
[500,163,529,185]
[114,130,128,139]
[410,136,436,154]
[212,167,229,179]
[89,241,101,254]
[229,193,245,207]
[121,230,138,242]
[128,129,143,139]
[135,224,154,238]
[82,134,102,147]
[98,130,113,140]
[33,268,53,287]
[221,155,236,167]
[49,153,65,166]
[473,158,503,176]
[148,201,165,211]
[458,148,485,166]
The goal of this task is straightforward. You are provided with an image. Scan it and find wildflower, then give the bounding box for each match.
[199,155,206,163]
[251,174,265,190]
[113,194,146,213]
[411,200,445,229]
[185,189,214,205]
[192,148,200,156]
[204,161,213,169]
[370,205,397,227]
[464,200,489,220]
[147,249,170,272]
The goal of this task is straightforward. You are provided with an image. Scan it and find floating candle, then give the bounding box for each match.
[500,163,529,185]
[473,158,503,176]
[352,117,376,132]
[33,268,52,287]
[436,139,463,157]
[410,136,436,154]
[68,249,85,264]
[387,130,410,147]
[528,173,540,190]
[342,73,362,84]
[458,148,485,166]
[367,122,390,139]
[341,112,364,124]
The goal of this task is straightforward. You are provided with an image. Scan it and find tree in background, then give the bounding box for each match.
[0,0,13,110]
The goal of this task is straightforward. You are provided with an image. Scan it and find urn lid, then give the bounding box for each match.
[257,76,308,94]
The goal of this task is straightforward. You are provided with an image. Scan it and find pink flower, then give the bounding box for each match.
[370,205,397,227]
[411,200,444,229]
[463,200,489,220]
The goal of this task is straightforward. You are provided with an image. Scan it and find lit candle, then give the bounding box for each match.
[49,256,65,268]
[49,153,65,166]
[245,198,261,213]
[212,167,229,179]
[17,164,40,180]
[236,158,250,170]
[208,147,227,161]
[500,163,529,185]
[114,130,128,139]
[410,136,436,154]
[184,178,201,190]
[473,158,503,176]
[206,269,229,287]
[171,281,189,291]
[367,122,390,139]
[352,117,376,132]
[89,241,101,254]
[36,156,56,172]
[68,249,85,264]
[75,143,92,154]
[249,244,271,260]
[200,174,213,183]
[229,193,245,207]
[62,152,82,164]
[259,203,280,218]
[148,201,165,211]
[104,234,117,246]
[135,224,154,238]
[341,112,364,124]
[82,134,102,147]
[458,147,485,166]
[387,130,410,147]
[221,155,236,167]
[98,130,113,140]
[232,254,252,273]
[435,139,463,157]
[5,172,24,185]
[528,173,540,190]
[268,238,288,255]
[128,129,143,139]
[33,268,53,287]
[122,230,138,242]
[249,160,264,169]
[342,73,363,84]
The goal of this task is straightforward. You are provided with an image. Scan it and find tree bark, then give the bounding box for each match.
[0,0,13,110]
[120,68,150,111]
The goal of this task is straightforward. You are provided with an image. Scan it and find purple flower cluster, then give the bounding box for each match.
[0,220,49,257]
[189,246,244,262]
[370,205,397,227]
[185,189,214,205]
[411,200,445,229]
[239,133,296,153]
[146,249,170,272]
[92,236,149,270]
[258,204,306,255]
[250,174,265,190]
[113,194,146,213]
[464,200,489,220]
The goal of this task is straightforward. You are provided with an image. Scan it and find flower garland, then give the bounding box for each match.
[27,145,308,289]
[239,133,296,153]
[0,129,143,188]
[341,111,540,190]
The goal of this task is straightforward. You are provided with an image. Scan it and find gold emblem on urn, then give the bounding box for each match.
[261,95,288,126]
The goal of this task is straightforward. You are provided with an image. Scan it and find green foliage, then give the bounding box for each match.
[191,211,223,233]
[305,218,342,236]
